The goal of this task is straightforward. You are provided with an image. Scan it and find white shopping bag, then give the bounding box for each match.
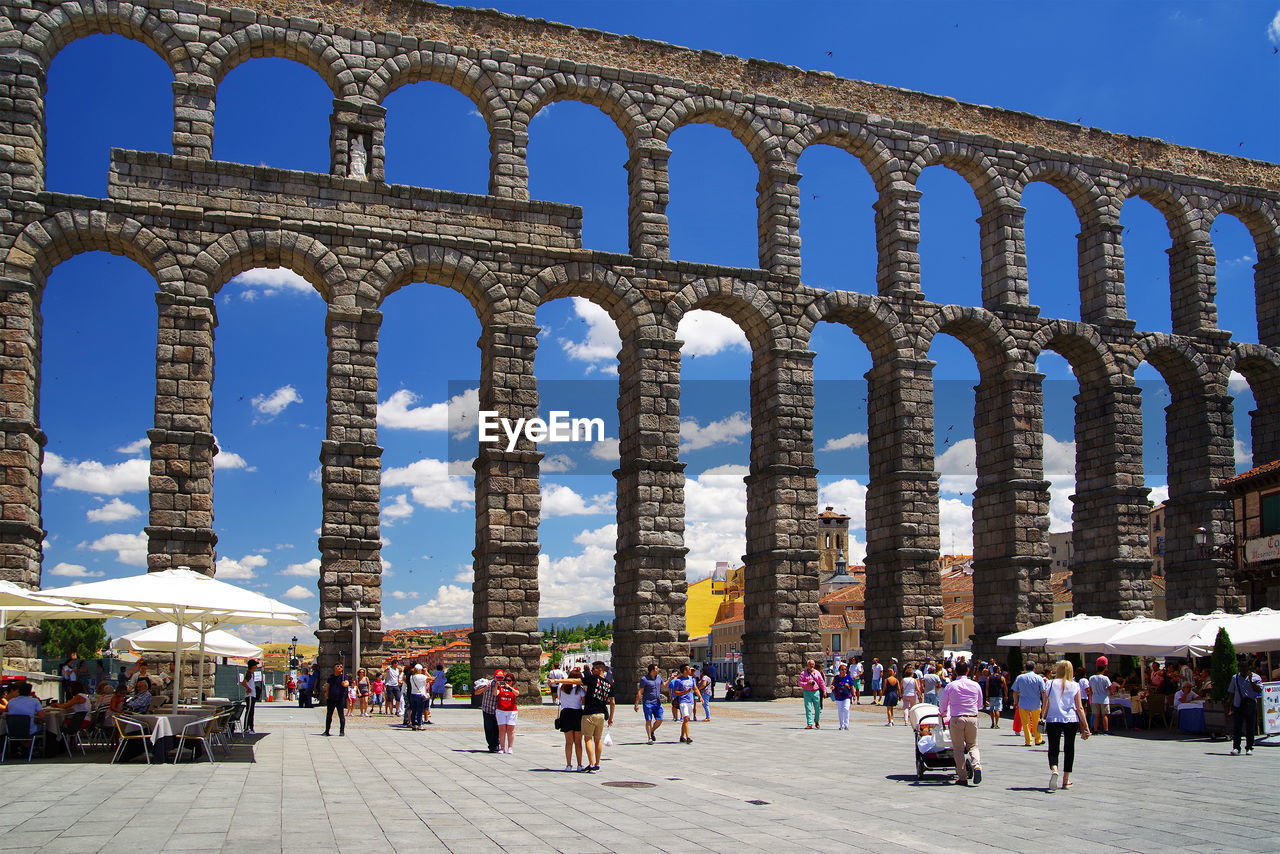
[602,728,614,747]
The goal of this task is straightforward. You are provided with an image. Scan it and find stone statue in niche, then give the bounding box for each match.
[349,134,368,180]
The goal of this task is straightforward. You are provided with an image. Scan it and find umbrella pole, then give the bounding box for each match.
[198,624,209,702]
[173,607,185,707]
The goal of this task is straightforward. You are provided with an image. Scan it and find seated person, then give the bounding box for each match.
[0,680,19,714]
[46,680,92,714]
[4,682,45,735]
[92,682,115,709]
[124,677,154,713]
[1173,681,1201,710]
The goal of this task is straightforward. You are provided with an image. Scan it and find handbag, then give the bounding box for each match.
[553,711,563,731]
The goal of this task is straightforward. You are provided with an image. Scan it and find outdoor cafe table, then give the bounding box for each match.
[129,711,210,763]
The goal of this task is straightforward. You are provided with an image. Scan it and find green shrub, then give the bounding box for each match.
[1209,626,1237,704]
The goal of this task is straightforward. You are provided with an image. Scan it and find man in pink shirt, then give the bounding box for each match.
[938,659,984,785]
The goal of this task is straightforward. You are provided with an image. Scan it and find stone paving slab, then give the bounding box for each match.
[0,699,1274,853]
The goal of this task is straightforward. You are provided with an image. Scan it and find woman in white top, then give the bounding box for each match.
[407,664,431,730]
[900,669,919,715]
[552,668,586,771]
[1040,659,1091,792]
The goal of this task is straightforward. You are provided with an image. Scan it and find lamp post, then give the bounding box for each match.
[1194,525,1236,560]
[335,598,378,674]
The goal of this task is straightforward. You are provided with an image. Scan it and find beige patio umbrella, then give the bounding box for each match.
[0,580,100,679]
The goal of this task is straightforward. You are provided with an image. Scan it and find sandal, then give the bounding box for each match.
[1062,782,1073,789]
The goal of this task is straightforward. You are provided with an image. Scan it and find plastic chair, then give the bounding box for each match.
[1,714,42,762]
[173,714,219,764]
[110,714,152,764]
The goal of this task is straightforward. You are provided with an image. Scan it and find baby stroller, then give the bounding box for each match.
[909,703,971,781]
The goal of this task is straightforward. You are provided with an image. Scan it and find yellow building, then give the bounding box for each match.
[686,574,727,641]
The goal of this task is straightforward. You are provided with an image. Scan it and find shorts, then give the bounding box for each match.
[496,709,518,726]
[581,712,607,741]
[372,693,383,705]
[678,701,695,720]
[852,678,862,690]
[642,700,664,721]
[988,696,1003,713]
[872,679,882,691]
[558,708,583,732]
[1090,701,1110,714]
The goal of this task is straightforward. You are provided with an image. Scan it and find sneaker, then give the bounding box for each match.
[1048,770,1058,792]
[685,737,693,744]
[564,765,574,772]
[507,747,514,754]
[338,732,345,737]
[972,768,982,786]
[322,732,331,736]
[647,737,654,744]
[1230,748,1240,755]
[1246,748,1253,755]
[953,779,968,786]
[814,723,820,729]
[575,765,585,772]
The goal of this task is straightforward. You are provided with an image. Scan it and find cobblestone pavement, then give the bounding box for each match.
[0,698,1274,854]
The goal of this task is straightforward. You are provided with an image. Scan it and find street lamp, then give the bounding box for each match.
[1194,525,1236,560]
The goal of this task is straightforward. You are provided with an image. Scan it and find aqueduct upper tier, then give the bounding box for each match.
[0,0,1277,697]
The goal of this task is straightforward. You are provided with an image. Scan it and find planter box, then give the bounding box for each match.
[1202,701,1228,739]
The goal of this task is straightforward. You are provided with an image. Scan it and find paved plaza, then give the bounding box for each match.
[0,698,1274,854]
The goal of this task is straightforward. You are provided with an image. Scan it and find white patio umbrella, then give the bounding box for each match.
[111,622,263,659]
[0,580,100,678]
[996,613,1123,648]
[1100,610,1249,658]
[1044,616,1166,654]
[1218,608,1280,653]
[37,568,307,703]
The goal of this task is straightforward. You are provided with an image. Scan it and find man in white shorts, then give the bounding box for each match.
[670,663,701,744]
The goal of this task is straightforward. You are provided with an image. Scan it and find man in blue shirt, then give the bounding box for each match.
[1011,661,1046,746]
[670,664,700,745]
[633,663,667,744]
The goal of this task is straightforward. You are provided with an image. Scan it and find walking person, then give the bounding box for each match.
[547,661,567,706]
[1011,661,1046,746]
[1227,657,1264,756]
[407,664,430,730]
[883,667,901,726]
[298,665,314,709]
[671,663,700,744]
[554,668,586,770]
[323,662,350,736]
[870,658,884,704]
[634,663,667,744]
[832,662,855,730]
[430,665,448,709]
[900,666,919,717]
[1088,657,1113,735]
[371,671,384,714]
[495,671,520,753]
[986,665,1006,728]
[850,657,863,704]
[938,659,984,786]
[383,662,401,719]
[356,668,371,717]
[1041,659,1091,791]
[697,666,713,721]
[705,661,718,699]
[240,659,261,734]
[798,659,827,729]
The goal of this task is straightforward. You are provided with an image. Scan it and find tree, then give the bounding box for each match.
[1209,626,1237,704]
[1006,645,1023,677]
[445,662,471,692]
[40,618,108,661]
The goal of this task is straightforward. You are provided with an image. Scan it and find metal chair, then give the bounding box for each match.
[58,711,87,758]
[173,714,219,764]
[0,714,42,762]
[207,708,234,756]
[225,700,247,741]
[110,714,152,764]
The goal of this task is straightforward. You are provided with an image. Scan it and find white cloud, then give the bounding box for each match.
[817,478,867,563]
[377,387,479,437]
[215,450,255,471]
[936,438,976,495]
[538,524,618,616]
[231,268,318,300]
[216,553,268,579]
[1229,371,1251,395]
[939,497,974,556]
[680,412,751,452]
[44,452,149,495]
[49,562,102,578]
[383,493,414,523]
[541,483,614,517]
[382,458,473,510]
[542,454,575,473]
[115,438,149,455]
[683,464,748,580]
[390,590,419,600]
[821,432,868,452]
[252,385,302,419]
[1268,10,1280,45]
[84,531,148,567]
[385,584,473,628]
[86,498,142,524]
[281,558,321,577]
[589,437,619,461]
[560,298,620,372]
[1235,437,1254,471]
[235,621,319,646]
[676,310,750,358]
[282,584,314,600]
[1148,484,1170,506]
[1043,435,1077,534]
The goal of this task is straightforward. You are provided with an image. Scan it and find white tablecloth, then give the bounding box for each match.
[134,712,208,744]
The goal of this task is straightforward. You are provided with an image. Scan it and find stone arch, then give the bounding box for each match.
[516,263,657,341]
[189,230,345,304]
[664,276,788,355]
[1027,320,1120,387]
[799,289,911,363]
[788,120,900,190]
[1225,342,1280,401]
[1130,333,1214,396]
[1014,160,1107,230]
[907,141,1010,210]
[3,211,182,291]
[919,304,1021,376]
[654,97,782,173]
[199,27,353,97]
[515,74,647,147]
[366,50,508,130]
[1203,194,1280,260]
[24,1,193,75]
[365,245,508,324]
[1116,177,1199,243]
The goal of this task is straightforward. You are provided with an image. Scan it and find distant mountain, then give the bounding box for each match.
[398,610,615,634]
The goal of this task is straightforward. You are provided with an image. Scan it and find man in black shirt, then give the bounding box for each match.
[324,663,350,736]
[559,660,614,772]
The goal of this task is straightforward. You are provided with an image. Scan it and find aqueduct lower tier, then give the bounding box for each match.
[1,0,1278,698]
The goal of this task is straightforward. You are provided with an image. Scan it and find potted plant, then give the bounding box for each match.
[1202,626,1236,739]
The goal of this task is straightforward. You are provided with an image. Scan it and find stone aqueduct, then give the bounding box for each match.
[0,0,1277,698]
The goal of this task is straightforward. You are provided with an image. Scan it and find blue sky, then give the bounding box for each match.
[34,2,1279,640]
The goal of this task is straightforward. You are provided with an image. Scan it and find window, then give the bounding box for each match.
[1263,492,1280,536]
[832,635,841,653]
[950,625,959,644]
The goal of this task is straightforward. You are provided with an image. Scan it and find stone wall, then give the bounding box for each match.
[0,0,1276,693]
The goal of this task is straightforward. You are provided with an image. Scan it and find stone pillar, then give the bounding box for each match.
[0,277,44,670]
[612,333,687,685]
[1255,254,1280,348]
[1069,381,1152,619]
[171,73,215,160]
[330,98,386,182]
[862,355,943,665]
[979,203,1029,311]
[874,184,923,298]
[147,293,217,574]
[315,308,384,674]
[1169,237,1217,336]
[741,347,819,699]
[1078,220,1128,325]
[470,319,542,701]
[626,140,670,260]
[970,367,1052,660]
[1250,394,1280,468]
[1162,387,1243,614]
[757,160,801,279]
[0,53,45,195]
[489,126,529,201]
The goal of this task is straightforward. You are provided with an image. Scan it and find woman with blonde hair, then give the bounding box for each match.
[1040,659,1091,792]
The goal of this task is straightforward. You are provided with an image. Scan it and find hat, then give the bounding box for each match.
[1095,656,1108,668]
[414,664,424,671]
[494,669,505,678]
